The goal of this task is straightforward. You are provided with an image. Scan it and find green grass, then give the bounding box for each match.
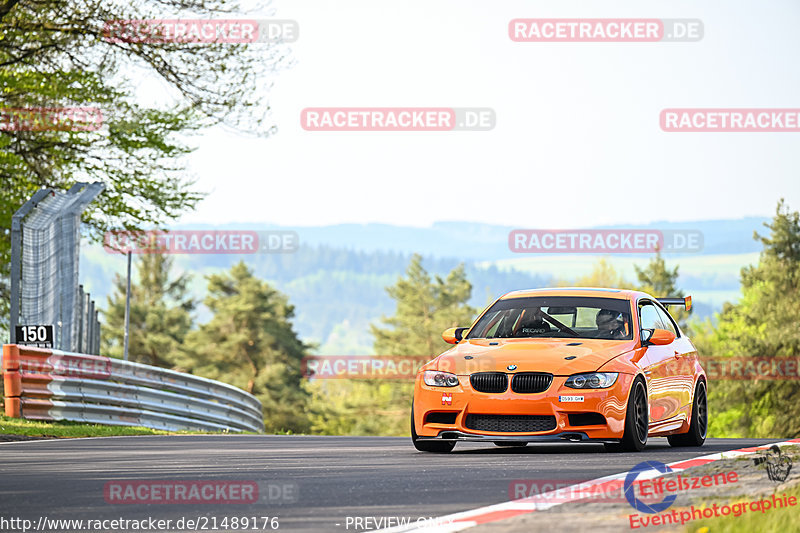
[0,414,223,438]
[685,483,800,533]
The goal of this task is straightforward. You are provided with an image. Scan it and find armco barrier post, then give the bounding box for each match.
[3,344,22,417]
[76,285,84,353]
[87,299,95,354]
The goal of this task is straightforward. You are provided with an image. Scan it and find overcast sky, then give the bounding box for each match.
[174,0,800,228]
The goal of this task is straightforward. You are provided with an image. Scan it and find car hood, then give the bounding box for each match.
[434,338,637,375]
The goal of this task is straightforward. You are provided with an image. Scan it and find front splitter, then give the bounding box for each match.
[418,430,620,444]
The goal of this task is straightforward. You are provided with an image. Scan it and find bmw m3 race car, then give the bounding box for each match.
[411,288,707,453]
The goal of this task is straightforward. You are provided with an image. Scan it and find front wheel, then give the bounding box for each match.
[605,377,648,452]
[668,380,707,448]
[411,405,455,453]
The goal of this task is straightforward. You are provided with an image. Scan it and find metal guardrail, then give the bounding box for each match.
[2,344,264,433]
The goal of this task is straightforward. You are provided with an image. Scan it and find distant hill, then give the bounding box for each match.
[81,217,767,354]
[166,217,769,259]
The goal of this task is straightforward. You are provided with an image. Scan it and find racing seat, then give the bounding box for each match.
[515,309,551,336]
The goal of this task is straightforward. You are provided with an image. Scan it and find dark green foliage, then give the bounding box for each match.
[695,200,800,438]
[309,255,476,436]
[371,254,477,357]
[635,251,683,299]
[635,251,689,325]
[1,0,284,328]
[101,253,194,367]
[182,262,310,433]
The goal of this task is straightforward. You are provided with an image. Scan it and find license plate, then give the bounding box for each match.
[559,395,584,402]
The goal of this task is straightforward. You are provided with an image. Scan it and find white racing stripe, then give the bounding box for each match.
[378,439,800,532]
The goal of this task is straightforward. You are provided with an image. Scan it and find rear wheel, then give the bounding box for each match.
[411,406,455,453]
[667,380,707,448]
[605,377,648,452]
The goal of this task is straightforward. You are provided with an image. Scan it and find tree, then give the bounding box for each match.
[182,262,310,433]
[635,251,689,325]
[1,0,288,324]
[309,255,476,436]
[565,258,630,288]
[101,253,194,367]
[717,200,800,356]
[634,251,682,298]
[371,255,476,356]
[698,200,800,438]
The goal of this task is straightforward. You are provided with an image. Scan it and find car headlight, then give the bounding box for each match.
[565,372,619,389]
[423,370,460,387]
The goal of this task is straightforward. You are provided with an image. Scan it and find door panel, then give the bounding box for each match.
[670,337,698,419]
[655,304,694,419]
[639,302,681,423]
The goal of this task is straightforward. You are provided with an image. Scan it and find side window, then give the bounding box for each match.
[639,303,661,331]
[575,307,597,328]
[655,305,679,336]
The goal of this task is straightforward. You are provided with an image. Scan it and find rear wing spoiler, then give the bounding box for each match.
[657,296,692,312]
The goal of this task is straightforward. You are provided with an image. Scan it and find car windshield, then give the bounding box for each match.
[466,296,633,340]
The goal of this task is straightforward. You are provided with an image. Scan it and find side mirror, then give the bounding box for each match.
[641,328,676,346]
[442,327,468,344]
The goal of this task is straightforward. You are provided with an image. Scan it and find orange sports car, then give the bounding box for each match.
[411,288,706,453]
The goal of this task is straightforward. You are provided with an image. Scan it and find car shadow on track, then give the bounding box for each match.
[447,439,713,455]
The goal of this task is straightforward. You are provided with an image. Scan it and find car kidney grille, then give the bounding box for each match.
[464,414,557,433]
[511,373,553,394]
[470,372,508,393]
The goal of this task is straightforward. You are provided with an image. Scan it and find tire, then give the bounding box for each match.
[494,441,528,447]
[604,377,648,452]
[411,405,455,453]
[667,380,708,448]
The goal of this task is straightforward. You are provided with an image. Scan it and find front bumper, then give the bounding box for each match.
[413,372,635,442]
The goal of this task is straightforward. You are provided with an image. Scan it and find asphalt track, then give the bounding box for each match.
[0,436,781,532]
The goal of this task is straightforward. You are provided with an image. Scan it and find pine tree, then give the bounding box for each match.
[635,251,682,298]
[309,255,476,436]
[182,262,310,433]
[634,251,689,324]
[371,255,476,356]
[101,253,194,367]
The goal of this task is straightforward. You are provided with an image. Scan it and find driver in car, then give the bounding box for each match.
[596,309,627,339]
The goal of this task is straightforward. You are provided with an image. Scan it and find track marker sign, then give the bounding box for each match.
[14,324,54,348]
